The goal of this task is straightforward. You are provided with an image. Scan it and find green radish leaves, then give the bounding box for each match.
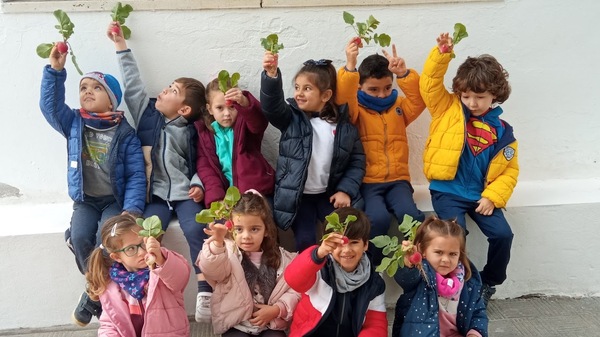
[36,10,83,75]
[370,215,422,277]
[343,11,391,48]
[217,70,240,94]
[136,215,165,238]
[260,33,284,54]
[111,2,133,40]
[195,186,242,224]
[451,23,468,58]
[321,212,357,241]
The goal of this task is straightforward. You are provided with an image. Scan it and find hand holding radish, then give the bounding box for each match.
[263,51,278,78]
[203,222,229,248]
[381,44,408,78]
[345,37,360,71]
[144,236,165,268]
[49,43,68,71]
[225,87,249,108]
[107,22,128,51]
[437,32,453,54]
[401,240,422,268]
[317,232,346,259]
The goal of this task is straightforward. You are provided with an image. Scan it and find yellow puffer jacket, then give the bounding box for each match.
[420,47,519,208]
[336,67,425,183]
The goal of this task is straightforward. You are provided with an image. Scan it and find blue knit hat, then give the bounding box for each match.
[81,71,123,111]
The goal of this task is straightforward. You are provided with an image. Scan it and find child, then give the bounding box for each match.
[86,214,191,336]
[39,44,146,326]
[392,217,488,337]
[195,78,275,207]
[336,39,427,265]
[420,32,518,305]
[197,192,300,336]
[261,52,366,252]
[107,22,212,322]
[284,207,387,337]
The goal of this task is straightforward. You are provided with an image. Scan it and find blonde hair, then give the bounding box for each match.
[85,214,140,301]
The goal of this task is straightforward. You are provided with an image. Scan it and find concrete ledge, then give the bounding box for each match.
[2,179,600,329]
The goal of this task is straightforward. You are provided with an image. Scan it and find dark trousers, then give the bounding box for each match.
[68,195,121,274]
[431,190,513,286]
[361,181,425,265]
[291,193,335,253]
[144,197,207,275]
[222,328,286,337]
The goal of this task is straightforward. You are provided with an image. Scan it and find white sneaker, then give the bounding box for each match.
[195,292,212,323]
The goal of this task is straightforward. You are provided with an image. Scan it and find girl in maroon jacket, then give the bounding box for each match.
[195,78,275,208]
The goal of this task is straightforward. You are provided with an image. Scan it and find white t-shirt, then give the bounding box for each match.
[304,118,337,194]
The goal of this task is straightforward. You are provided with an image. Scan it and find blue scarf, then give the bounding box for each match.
[109,262,150,300]
[357,89,398,113]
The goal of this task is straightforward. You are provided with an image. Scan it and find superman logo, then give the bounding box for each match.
[466,119,497,156]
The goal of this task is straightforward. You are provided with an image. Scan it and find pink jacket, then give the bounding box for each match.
[98,248,191,337]
[197,240,300,334]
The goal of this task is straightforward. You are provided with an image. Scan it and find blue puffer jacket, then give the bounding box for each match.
[39,65,146,215]
[392,260,488,337]
[260,70,366,230]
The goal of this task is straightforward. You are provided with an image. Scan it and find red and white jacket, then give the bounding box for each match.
[284,246,388,337]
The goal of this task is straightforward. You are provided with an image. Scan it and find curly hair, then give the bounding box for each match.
[452,54,511,104]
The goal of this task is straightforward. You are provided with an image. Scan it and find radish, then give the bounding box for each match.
[341,236,349,245]
[225,100,233,107]
[408,251,422,265]
[224,219,233,230]
[440,45,450,54]
[56,41,68,54]
[111,26,120,35]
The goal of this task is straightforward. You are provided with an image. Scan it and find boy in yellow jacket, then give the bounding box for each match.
[420,32,519,306]
[336,39,426,265]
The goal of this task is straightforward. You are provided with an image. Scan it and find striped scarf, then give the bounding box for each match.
[79,108,123,130]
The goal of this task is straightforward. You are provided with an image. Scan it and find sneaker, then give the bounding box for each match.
[481,283,496,307]
[195,292,212,323]
[72,292,102,327]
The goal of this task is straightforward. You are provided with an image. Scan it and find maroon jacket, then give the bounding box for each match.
[195,91,275,207]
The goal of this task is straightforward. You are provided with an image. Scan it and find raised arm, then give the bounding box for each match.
[419,33,456,118]
[260,51,293,131]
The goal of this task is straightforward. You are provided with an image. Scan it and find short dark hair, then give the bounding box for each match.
[294,59,339,122]
[176,77,206,122]
[452,54,511,104]
[330,207,371,244]
[358,54,393,85]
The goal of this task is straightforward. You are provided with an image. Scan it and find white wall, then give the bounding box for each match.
[1,0,599,330]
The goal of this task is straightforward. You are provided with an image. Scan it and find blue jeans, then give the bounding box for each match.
[144,197,207,275]
[68,195,121,274]
[431,190,514,286]
[361,181,425,265]
[291,193,335,253]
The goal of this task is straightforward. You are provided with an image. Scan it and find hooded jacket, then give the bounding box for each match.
[195,91,275,207]
[198,240,300,334]
[336,67,426,183]
[284,245,388,337]
[39,65,146,215]
[392,260,488,337]
[98,248,191,337]
[117,49,202,202]
[420,47,519,208]
[260,70,366,230]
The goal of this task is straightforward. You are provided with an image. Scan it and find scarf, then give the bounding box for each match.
[109,262,150,300]
[79,108,123,130]
[331,254,370,293]
[436,262,465,300]
[241,253,277,303]
[357,89,398,113]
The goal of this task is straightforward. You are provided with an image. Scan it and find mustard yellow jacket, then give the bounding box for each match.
[336,67,425,183]
[420,47,519,208]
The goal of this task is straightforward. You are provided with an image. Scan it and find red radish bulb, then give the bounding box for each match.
[224,220,233,230]
[440,45,450,54]
[225,99,233,107]
[56,41,68,54]
[341,236,349,245]
[111,26,121,35]
[408,251,422,265]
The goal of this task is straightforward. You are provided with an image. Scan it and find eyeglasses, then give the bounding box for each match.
[114,242,146,257]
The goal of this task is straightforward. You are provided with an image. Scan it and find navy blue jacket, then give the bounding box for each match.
[392,260,488,337]
[39,65,146,214]
[260,70,365,230]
